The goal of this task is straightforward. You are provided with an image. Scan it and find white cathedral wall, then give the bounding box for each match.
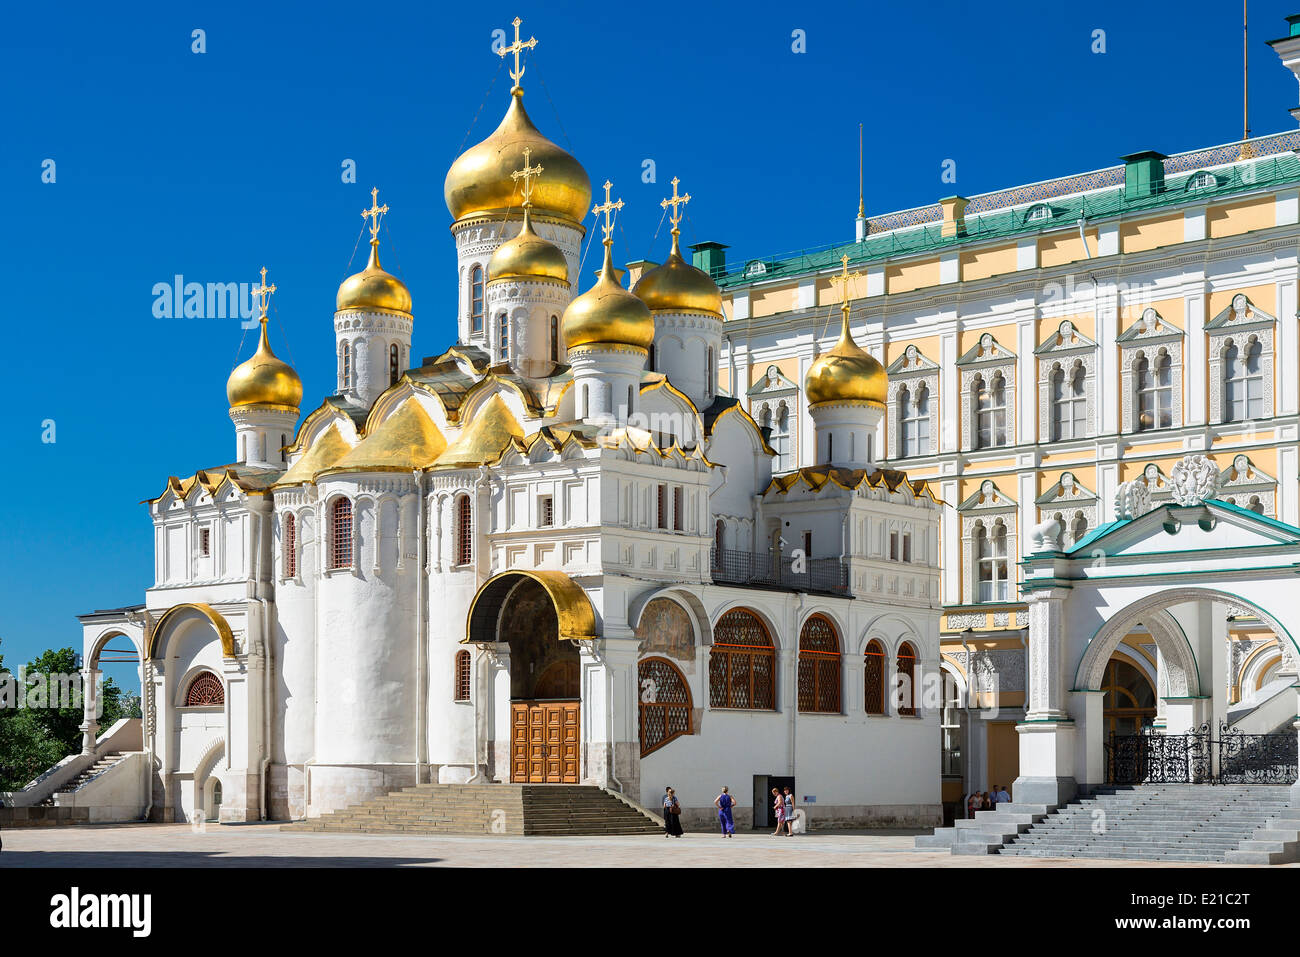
[309,478,420,815]
[635,587,942,829]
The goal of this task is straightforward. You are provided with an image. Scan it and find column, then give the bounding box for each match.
[1185,282,1208,426]
[1014,587,1077,805]
[79,667,101,754]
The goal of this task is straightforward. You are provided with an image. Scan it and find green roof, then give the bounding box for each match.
[719,138,1300,289]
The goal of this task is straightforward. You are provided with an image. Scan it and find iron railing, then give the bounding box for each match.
[1107,723,1298,785]
[709,547,849,596]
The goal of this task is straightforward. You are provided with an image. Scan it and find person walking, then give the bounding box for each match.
[714,786,736,837]
[782,787,796,836]
[771,787,787,836]
[662,786,684,838]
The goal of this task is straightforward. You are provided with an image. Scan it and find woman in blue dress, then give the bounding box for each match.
[713,786,736,837]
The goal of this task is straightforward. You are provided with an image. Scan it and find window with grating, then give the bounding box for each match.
[199,527,211,557]
[455,495,473,566]
[470,265,484,333]
[797,614,841,713]
[550,315,559,362]
[672,487,683,531]
[709,608,775,710]
[330,498,353,569]
[390,343,400,385]
[454,649,472,701]
[897,642,917,716]
[638,656,692,756]
[657,484,667,529]
[864,639,886,715]
[539,495,554,528]
[185,671,224,707]
[341,341,352,390]
[283,512,296,578]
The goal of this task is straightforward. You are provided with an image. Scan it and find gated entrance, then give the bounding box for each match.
[1106,722,1298,785]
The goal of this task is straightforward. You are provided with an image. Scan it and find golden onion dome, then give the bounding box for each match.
[487,206,569,283]
[562,241,655,352]
[632,231,722,315]
[227,319,303,411]
[804,304,887,407]
[336,241,412,316]
[444,89,591,225]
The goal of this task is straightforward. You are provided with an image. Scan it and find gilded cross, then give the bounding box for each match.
[828,253,862,306]
[510,147,544,207]
[361,187,389,243]
[252,266,276,318]
[498,17,537,88]
[660,176,691,231]
[592,179,624,244]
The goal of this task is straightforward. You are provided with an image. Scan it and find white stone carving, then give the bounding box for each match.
[1169,454,1220,506]
[1030,517,1062,552]
[1114,480,1152,521]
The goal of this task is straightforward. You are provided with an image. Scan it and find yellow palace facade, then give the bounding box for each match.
[701,16,1300,811]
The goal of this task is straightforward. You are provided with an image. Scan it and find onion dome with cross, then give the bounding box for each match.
[632,177,722,317]
[336,188,412,316]
[227,268,302,411]
[444,18,591,227]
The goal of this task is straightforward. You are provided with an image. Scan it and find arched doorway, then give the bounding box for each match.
[466,571,596,784]
[1100,656,1157,736]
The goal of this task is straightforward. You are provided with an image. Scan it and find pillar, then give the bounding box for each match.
[79,667,101,754]
[1014,587,1077,805]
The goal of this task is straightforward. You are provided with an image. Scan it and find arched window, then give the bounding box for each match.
[627,383,635,417]
[283,512,297,578]
[975,520,1009,602]
[185,671,225,707]
[709,609,775,710]
[797,614,841,713]
[279,433,287,464]
[864,639,886,715]
[470,265,484,333]
[773,403,792,471]
[455,495,472,566]
[454,649,472,701]
[714,518,726,562]
[974,372,1007,448]
[340,341,352,390]
[896,641,917,716]
[639,657,693,756]
[329,497,353,569]
[497,314,508,361]
[706,346,714,396]
[1051,360,1087,441]
[389,343,400,385]
[901,383,931,457]
[1246,494,1264,515]
[1224,337,1264,422]
[1136,350,1172,431]
[550,315,559,362]
[648,344,656,371]
[1069,511,1088,546]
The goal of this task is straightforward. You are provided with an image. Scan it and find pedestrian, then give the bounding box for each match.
[995,784,1012,804]
[771,787,788,836]
[981,790,993,812]
[966,791,979,818]
[782,787,796,836]
[714,786,736,837]
[663,786,683,838]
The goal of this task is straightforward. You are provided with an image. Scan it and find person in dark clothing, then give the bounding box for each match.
[663,786,684,837]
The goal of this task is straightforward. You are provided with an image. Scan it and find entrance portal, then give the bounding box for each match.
[511,701,580,783]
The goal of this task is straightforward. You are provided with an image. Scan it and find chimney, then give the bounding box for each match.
[939,195,969,238]
[1120,151,1167,199]
[1269,14,1300,125]
[690,241,728,279]
[625,260,657,287]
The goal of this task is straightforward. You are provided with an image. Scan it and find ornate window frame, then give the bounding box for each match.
[958,479,1018,604]
[1035,320,1097,444]
[886,344,939,458]
[1207,294,1275,426]
[747,364,800,472]
[1217,453,1277,517]
[1118,308,1183,434]
[957,333,1016,452]
[1034,471,1099,549]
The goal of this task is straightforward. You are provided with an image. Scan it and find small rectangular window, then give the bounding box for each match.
[673,487,683,531]
[539,495,554,528]
[657,484,668,530]
[902,533,912,563]
[889,531,899,561]
[803,530,812,557]
[200,527,211,557]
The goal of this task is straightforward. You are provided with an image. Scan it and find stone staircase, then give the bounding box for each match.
[37,753,126,807]
[917,785,1300,864]
[280,784,664,836]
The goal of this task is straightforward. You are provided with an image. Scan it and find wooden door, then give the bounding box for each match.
[511,701,580,783]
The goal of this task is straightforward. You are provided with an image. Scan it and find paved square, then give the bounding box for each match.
[3,824,1288,867]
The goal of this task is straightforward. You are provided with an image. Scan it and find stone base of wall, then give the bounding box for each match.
[0,806,93,828]
[306,764,417,818]
[675,803,941,832]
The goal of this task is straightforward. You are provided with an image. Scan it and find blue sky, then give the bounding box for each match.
[2,0,1297,688]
